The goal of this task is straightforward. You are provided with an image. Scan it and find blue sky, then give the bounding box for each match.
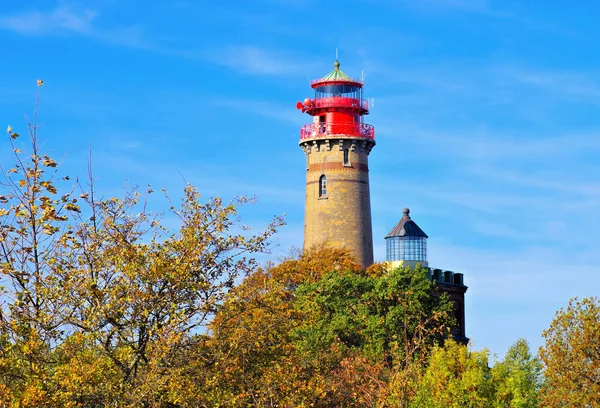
[1,0,600,359]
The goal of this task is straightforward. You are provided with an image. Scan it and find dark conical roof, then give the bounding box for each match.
[385,208,428,239]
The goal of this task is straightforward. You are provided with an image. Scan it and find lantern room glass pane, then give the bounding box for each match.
[315,84,360,98]
[385,236,427,263]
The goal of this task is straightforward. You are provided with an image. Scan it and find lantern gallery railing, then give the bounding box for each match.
[300,122,375,141]
[310,97,369,111]
[310,78,363,86]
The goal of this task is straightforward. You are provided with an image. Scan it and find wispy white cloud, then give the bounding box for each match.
[366,58,600,110]
[461,164,600,196]
[204,46,319,77]
[0,6,321,76]
[472,220,565,241]
[210,97,306,126]
[0,5,151,49]
[379,0,510,16]
[417,0,493,12]
[403,187,553,215]
[503,67,600,102]
[0,6,97,35]
[428,241,600,356]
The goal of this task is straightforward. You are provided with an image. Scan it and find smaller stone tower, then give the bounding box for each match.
[297,60,375,267]
[385,207,429,269]
[386,208,469,344]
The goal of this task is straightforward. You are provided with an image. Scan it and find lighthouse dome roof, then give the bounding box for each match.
[311,60,363,87]
[385,208,429,239]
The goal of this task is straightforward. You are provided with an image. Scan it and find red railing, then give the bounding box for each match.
[309,97,368,111]
[310,78,363,86]
[300,122,375,141]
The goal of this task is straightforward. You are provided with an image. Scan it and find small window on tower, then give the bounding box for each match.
[319,175,327,197]
[343,149,349,165]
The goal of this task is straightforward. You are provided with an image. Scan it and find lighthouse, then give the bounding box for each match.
[297,60,375,267]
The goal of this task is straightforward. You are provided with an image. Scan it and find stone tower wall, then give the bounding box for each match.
[301,137,374,267]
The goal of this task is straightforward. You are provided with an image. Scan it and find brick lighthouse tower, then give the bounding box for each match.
[297,60,375,267]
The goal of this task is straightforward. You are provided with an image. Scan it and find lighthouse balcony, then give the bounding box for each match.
[300,122,375,141]
[308,97,369,113]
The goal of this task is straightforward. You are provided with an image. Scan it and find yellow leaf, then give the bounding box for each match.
[6,125,11,133]
[37,79,44,87]
[10,133,19,139]
[19,180,27,187]
[43,158,57,167]
[65,203,81,213]
[7,168,17,174]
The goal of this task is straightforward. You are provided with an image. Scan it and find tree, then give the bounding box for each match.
[293,265,453,360]
[1,81,78,405]
[539,297,600,407]
[293,265,454,406]
[491,338,542,408]
[0,84,284,406]
[200,245,363,406]
[206,256,455,407]
[413,340,494,408]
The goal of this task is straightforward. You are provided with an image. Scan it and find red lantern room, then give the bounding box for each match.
[296,60,375,142]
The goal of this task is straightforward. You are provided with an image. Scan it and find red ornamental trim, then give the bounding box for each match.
[300,122,375,141]
[310,79,364,87]
[309,97,369,111]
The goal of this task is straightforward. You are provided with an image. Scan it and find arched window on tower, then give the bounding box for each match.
[343,148,349,165]
[319,175,327,197]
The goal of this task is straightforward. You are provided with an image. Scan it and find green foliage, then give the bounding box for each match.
[204,259,455,406]
[492,338,542,408]
[413,340,494,408]
[293,266,454,361]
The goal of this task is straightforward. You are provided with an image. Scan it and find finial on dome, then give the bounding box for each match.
[334,60,340,70]
[402,207,410,216]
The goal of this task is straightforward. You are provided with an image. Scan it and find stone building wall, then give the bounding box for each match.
[301,137,374,267]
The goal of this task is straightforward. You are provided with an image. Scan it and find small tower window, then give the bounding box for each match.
[343,149,349,165]
[319,175,327,197]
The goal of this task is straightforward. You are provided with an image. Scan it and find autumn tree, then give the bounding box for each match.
[200,245,363,405]
[492,338,542,408]
[293,265,454,406]
[0,81,79,405]
[539,296,600,407]
[204,253,455,407]
[413,340,494,408]
[0,83,284,407]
